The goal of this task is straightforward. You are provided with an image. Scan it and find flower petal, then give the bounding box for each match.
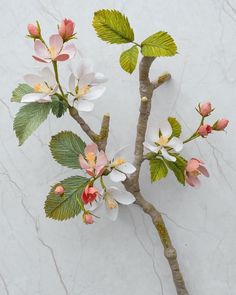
[77,58,94,78]
[149,128,159,142]
[143,141,160,153]
[160,121,172,138]
[76,100,94,112]
[118,162,136,174]
[34,39,50,59]
[49,34,63,55]
[186,175,200,187]
[32,55,49,63]
[61,43,77,60]
[96,151,108,168]
[40,67,55,85]
[55,54,69,61]
[109,169,126,182]
[85,143,98,155]
[198,165,209,177]
[82,86,106,100]
[168,137,183,152]
[68,73,76,93]
[79,155,89,170]
[105,204,119,221]
[78,73,95,88]
[24,74,43,86]
[92,73,108,84]
[161,148,176,162]
[109,187,135,205]
[21,92,46,103]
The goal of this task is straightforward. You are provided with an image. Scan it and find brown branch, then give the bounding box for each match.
[123,56,190,295]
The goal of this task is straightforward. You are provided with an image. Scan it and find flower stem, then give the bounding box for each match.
[52,61,66,98]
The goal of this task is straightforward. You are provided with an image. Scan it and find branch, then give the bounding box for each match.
[152,72,171,89]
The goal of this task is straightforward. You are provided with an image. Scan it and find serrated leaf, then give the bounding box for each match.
[44,176,89,221]
[150,158,168,182]
[141,31,177,57]
[14,102,51,145]
[164,155,187,185]
[168,117,182,138]
[120,45,139,74]
[50,131,86,169]
[51,95,68,118]
[93,9,134,44]
[11,84,34,102]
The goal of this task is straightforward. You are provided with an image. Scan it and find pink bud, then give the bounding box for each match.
[58,18,75,41]
[83,213,94,225]
[54,185,64,196]
[215,118,229,131]
[27,23,40,38]
[199,102,212,117]
[198,124,212,137]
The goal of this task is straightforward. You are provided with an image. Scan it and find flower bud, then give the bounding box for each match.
[81,185,99,204]
[58,18,75,41]
[214,118,229,131]
[83,213,94,224]
[54,185,64,196]
[27,23,40,38]
[198,124,212,137]
[199,102,212,117]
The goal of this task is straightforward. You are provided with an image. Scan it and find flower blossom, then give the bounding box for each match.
[144,121,183,162]
[81,185,99,205]
[198,124,212,137]
[33,34,76,63]
[185,158,209,187]
[79,143,108,177]
[83,213,94,224]
[58,18,75,41]
[199,102,213,117]
[27,23,40,38]
[22,67,57,103]
[68,58,106,112]
[214,119,229,131]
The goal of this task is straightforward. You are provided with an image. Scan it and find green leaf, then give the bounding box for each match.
[93,9,134,44]
[168,117,182,138]
[164,155,187,185]
[11,84,34,102]
[51,95,68,118]
[141,31,177,57]
[120,45,139,74]
[150,158,168,182]
[50,131,86,169]
[44,176,89,221]
[13,102,51,145]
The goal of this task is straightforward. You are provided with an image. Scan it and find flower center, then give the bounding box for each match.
[86,152,96,167]
[105,195,118,209]
[111,158,125,168]
[76,85,90,98]
[33,82,51,94]
[49,46,58,60]
[157,135,169,147]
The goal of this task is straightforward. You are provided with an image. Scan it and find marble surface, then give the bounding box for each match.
[0,0,236,294]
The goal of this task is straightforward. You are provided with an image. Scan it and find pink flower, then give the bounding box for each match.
[79,143,108,177]
[82,185,99,204]
[58,18,75,41]
[54,185,64,196]
[27,23,40,38]
[185,158,209,187]
[198,124,212,137]
[214,118,229,131]
[83,213,94,224]
[199,102,212,117]
[33,34,76,63]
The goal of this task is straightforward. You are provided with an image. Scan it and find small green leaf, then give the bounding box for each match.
[50,131,86,169]
[168,117,182,138]
[164,155,187,185]
[11,84,34,102]
[51,95,68,118]
[120,45,139,74]
[150,158,168,182]
[93,9,134,44]
[44,176,89,221]
[141,31,177,57]
[13,102,51,145]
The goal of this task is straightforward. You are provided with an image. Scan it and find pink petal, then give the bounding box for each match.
[186,159,200,172]
[85,143,98,155]
[79,155,89,170]
[61,43,77,59]
[55,54,69,61]
[186,175,200,187]
[32,55,49,63]
[34,39,50,58]
[49,34,63,55]
[198,165,209,177]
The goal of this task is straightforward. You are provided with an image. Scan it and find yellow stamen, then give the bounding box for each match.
[49,46,58,60]
[86,152,96,166]
[105,195,118,209]
[33,83,42,92]
[111,158,125,168]
[157,135,169,147]
[76,85,90,98]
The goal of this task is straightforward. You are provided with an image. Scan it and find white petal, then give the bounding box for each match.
[24,74,42,86]
[105,204,119,221]
[92,73,107,84]
[84,199,101,211]
[76,100,94,112]
[78,73,95,88]
[109,169,126,182]
[168,137,183,152]
[143,141,160,153]
[149,128,159,142]
[161,148,176,162]
[68,73,76,93]
[159,121,172,138]
[21,92,46,103]
[118,162,136,174]
[77,58,94,78]
[41,67,55,85]
[83,86,106,100]
[109,187,135,205]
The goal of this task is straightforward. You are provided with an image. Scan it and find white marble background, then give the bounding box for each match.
[0,0,236,294]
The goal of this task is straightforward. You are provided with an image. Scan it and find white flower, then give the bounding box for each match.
[109,147,136,182]
[144,121,183,162]
[68,58,106,112]
[90,187,135,221]
[22,67,58,103]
